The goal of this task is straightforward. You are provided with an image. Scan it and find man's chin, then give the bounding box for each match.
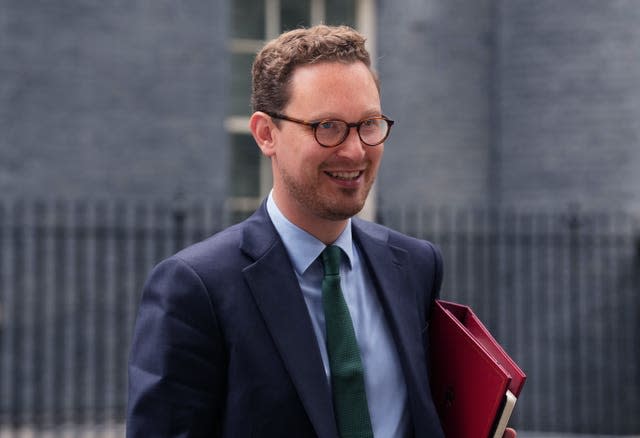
[286,182,370,221]
[318,200,366,221]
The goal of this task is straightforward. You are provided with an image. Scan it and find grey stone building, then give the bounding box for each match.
[379,0,640,211]
[2,1,640,212]
[1,1,230,202]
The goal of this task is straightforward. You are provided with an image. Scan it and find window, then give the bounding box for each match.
[227,0,376,220]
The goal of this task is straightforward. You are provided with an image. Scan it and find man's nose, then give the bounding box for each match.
[336,127,366,160]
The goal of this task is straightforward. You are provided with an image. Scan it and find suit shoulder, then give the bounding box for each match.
[177,223,243,260]
[153,222,251,281]
[353,218,442,262]
[354,218,444,315]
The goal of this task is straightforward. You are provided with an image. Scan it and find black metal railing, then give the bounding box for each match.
[0,199,638,435]
[380,205,640,434]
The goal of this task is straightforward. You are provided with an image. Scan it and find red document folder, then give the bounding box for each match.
[428,300,526,438]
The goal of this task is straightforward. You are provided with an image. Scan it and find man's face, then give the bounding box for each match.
[270,61,384,225]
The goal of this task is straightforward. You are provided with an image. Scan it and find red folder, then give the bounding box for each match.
[428,300,526,438]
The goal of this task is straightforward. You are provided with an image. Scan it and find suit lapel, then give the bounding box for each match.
[240,206,338,438]
[353,221,433,437]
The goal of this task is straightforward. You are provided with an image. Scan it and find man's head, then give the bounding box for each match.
[250,25,388,242]
[251,24,378,115]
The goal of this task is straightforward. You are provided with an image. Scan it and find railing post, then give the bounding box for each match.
[172,191,187,253]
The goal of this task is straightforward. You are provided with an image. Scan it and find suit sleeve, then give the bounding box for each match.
[127,257,226,438]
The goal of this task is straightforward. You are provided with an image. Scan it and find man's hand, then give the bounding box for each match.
[503,428,517,438]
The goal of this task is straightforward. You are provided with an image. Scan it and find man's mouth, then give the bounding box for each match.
[325,171,363,181]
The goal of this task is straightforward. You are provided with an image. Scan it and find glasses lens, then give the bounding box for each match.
[315,120,348,147]
[359,118,389,145]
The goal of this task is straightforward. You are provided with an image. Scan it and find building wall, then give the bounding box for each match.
[0,0,229,201]
[3,0,640,211]
[377,0,496,208]
[377,0,640,213]
[498,0,640,211]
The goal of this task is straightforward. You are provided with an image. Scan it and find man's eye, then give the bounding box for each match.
[361,119,382,132]
[319,121,336,130]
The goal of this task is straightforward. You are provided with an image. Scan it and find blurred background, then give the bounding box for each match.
[1,0,639,436]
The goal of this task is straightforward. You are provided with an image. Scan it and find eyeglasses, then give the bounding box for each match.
[265,112,394,148]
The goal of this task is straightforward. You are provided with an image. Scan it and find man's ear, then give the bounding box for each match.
[250,111,277,157]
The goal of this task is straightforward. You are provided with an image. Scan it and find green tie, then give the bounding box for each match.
[321,245,374,438]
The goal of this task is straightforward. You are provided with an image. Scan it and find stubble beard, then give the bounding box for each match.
[280,169,374,222]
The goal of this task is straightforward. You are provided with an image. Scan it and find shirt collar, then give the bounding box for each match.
[266,192,354,275]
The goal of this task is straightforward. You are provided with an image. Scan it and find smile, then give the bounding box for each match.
[325,171,362,180]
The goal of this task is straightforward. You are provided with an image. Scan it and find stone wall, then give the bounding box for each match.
[0,0,229,201]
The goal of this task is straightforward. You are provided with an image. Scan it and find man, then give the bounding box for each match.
[127,25,516,437]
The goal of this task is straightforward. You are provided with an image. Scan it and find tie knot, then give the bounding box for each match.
[321,245,342,276]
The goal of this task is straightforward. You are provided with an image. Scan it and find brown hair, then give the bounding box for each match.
[251,25,377,114]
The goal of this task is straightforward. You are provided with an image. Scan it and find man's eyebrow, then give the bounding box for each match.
[310,110,383,121]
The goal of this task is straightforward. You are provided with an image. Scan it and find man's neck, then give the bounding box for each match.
[270,191,349,245]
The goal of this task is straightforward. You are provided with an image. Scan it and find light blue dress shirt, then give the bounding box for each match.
[267,194,410,438]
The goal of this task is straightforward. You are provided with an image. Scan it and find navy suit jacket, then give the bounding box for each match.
[127,203,445,437]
